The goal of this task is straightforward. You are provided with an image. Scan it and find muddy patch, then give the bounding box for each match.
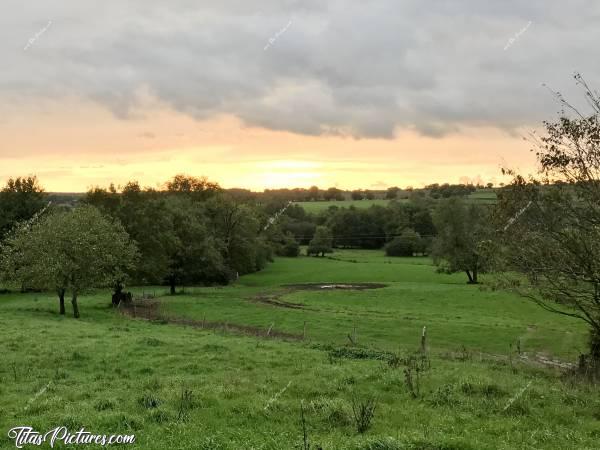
[251,293,311,310]
[284,283,387,291]
[120,301,303,341]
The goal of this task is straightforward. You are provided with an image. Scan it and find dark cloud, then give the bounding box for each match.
[1,0,599,138]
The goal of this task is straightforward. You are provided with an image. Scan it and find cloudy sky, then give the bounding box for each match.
[1,1,599,191]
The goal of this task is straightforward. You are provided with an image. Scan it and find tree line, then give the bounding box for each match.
[0,175,278,317]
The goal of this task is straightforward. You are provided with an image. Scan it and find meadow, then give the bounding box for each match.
[0,250,598,449]
[294,190,497,213]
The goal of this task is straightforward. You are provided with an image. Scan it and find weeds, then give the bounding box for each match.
[351,396,377,434]
[400,352,430,398]
[177,384,194,422]
[138,393,161,409]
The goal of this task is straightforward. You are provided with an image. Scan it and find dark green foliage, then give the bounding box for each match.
[276,233,300,257]
[432,198,491,283]
[83,176,270,291]
[0,176,45,237]
[307,226,333,257]
[385,229,425,256]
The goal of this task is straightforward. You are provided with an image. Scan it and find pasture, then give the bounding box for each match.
[294,190,497,214]
[0,250,597,449]
[294,199,393,213]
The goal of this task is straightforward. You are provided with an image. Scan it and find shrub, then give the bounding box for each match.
[385,229,424,257]
[277,233,300,257]
[351,396,377,434]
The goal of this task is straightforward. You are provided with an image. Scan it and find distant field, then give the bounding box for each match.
[1,249,596,449]
[295,190,497,213]
[467,189,497,203]
[295,199,393,213]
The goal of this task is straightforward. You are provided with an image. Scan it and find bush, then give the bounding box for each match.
[385,229,424,256]
[277,233,300,257]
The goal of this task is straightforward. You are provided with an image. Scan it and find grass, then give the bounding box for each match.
[0,250,598,449]
[295,199,393,213]
[295,190,497,214]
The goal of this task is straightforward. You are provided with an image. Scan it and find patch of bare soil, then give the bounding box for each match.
[283,283,387,291]
[250,292,310,310]
[119,300,303,341]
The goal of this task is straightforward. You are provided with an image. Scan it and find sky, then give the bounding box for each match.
[1,1,599,192]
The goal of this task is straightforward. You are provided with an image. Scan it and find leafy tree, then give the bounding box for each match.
[283,220,316,245]
[205,195,271,276]
[432,197,491,283]
[324,187,344,201]
[277,233,300,257]
[365,190,375,200]
[385,229,424,256]
[165,174,221,200]
[308,186,320,201]
[386,187,400,199]
[164,196,226,294]
[0,176,46,237]
[307,226,333,257]
[351,190,364,200]
[496,74,600,368]
[0,206,138,317]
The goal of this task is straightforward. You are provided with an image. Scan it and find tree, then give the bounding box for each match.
[307,226,333,257]
[431,197,491,283]
[0,176,45,237]
[277,233,300,257]
[164,196,226,294]
[205,195,271,277]
[351,190,364,200]
[496,74,600,369]
[0,206,138,317]
[386,187,400,199]
[165,174,221,200]
[385,229,424,257]
[324,187,344,201]
[308,186,320,201]
[365,190,375,200]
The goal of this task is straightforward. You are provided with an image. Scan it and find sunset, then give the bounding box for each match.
[3,2,598,191]
[2,2,600,449]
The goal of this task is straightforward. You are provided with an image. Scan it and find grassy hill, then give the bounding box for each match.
[0,250,596,449]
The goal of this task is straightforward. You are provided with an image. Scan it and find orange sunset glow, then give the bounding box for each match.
[1,1,597,191]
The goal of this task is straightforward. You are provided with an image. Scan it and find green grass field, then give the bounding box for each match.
[295,199,393,213]
[1,250,598,449]
[294,190,497,213]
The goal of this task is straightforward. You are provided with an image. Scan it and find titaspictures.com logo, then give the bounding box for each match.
[7,426,135,448]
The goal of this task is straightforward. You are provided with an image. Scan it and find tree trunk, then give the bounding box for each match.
[472,268,478,284]
[590,328,600,363]
[71,292,80,319]
[465,270,474,283]
[170,279,176,295]
[58,289,66,315]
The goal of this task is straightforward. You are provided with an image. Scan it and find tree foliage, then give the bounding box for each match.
[496,74,600,366]
[385,229,425,257]
[0,206,138,317]
[307,226,333,257]
[0,176,45,237]
[432,197,491,283]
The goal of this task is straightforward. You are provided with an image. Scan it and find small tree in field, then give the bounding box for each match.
[307,226,333,257]
[0,206,138,317]
[496,74,600,371]
[432,197,491,283]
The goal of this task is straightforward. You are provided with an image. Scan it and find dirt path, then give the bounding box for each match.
[119,300,304,341]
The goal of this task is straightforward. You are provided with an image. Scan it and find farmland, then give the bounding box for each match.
[294,190,497,214]
[0,249,597,449]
